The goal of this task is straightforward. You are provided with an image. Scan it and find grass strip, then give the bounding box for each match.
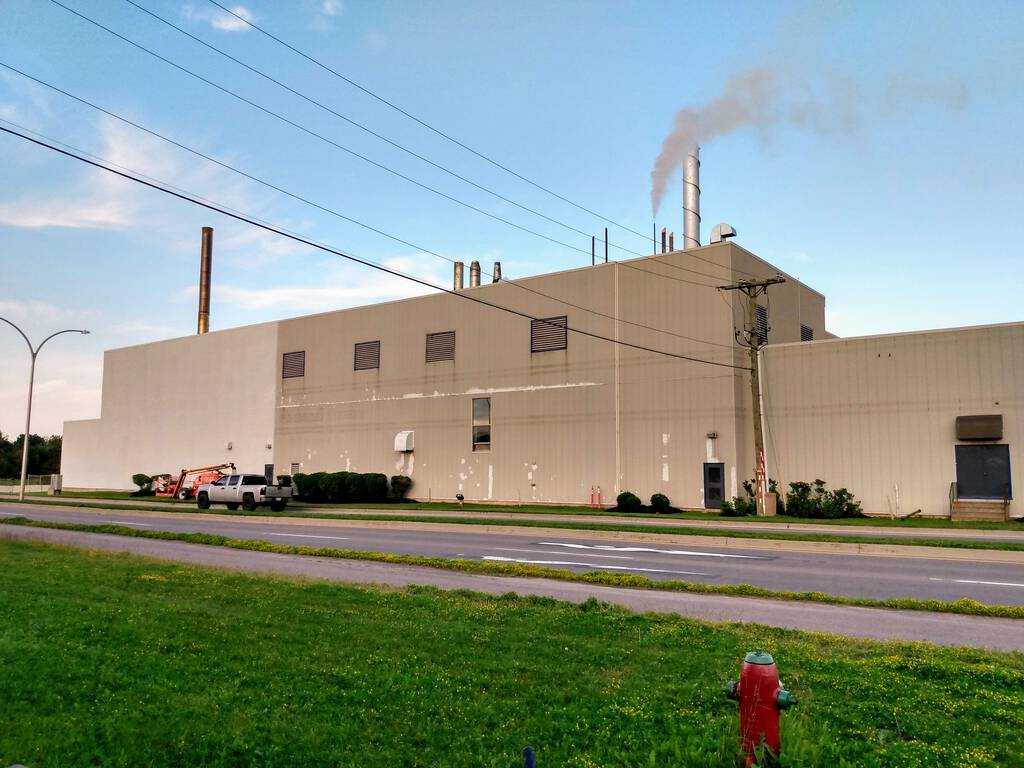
[4,496,1023,552]
[3,538,1022,767]
[3,516,1022,620]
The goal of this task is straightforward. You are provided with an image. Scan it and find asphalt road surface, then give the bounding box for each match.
[4,502,1024,605]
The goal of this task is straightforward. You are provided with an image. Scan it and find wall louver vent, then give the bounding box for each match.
[800,324,814,342]
[282,351,305,379]
[531,316,568,353]
[354,340,381,371]
[425,331,455,362]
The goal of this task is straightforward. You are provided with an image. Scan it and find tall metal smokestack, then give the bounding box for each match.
[669,231,675,251]
[454,261,464,290]
[197,226,213,334]
[660,227,667,254]
[469,260,481,288]
[683,146,700,249]
[492,262,502,282]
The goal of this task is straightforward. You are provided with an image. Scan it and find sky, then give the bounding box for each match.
[0,0,1022,438]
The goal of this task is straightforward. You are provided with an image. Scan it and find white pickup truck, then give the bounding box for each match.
[195,473,292,512]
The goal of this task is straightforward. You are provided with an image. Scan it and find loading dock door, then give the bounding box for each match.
[703,462,725,509]
[955,445,1012,500]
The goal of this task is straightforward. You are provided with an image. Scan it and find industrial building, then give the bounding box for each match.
[60,236,1019,519]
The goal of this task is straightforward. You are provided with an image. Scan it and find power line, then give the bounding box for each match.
[49,0,733,289]
[205,0,653,243]
[0,61,733,349]
[121,0,650,260]
[0,124,750,371]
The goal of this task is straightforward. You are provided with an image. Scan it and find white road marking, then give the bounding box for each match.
[537,541,764,560]
[482,556,709,577]
[105,521,153,527]
[929,577,1024,589]
[0,511,23,516]
[493,547,633,560]
[265,532,350,541]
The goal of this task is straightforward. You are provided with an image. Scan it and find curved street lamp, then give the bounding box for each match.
[0,317,90,501]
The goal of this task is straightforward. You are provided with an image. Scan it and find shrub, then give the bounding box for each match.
[318,472,347,503]
[650,493,671,511]
[720,497,755,516]
[131,473,152,492]
[344,472,367,503]
[785,479,864,519]
[615,491,642,513]
[364,473,389,502]
[719,499,736,516]
[296,471,328,502]
[390,475,413,499]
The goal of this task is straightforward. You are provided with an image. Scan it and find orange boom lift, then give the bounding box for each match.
[155,463,235,500]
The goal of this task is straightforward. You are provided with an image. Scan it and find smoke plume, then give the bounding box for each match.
[650,66,970,215]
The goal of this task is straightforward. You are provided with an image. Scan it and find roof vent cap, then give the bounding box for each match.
[710,223,737,243]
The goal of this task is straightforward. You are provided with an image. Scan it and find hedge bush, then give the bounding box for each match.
[786,479,864,519]
[615,491,642,513]
[390,475,413,499]
[292,471,391,503]
[720,497,756,517]
[650,493,671,511]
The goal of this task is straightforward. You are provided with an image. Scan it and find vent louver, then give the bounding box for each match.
[354,340,381,371]
[282,350,305,379]
[425,331,455,362]
[531,316,568,353]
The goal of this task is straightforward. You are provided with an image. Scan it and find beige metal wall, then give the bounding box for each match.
[762,322,1023,517]
[61,322,279,489]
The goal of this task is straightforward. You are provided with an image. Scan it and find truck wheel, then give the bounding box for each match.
[270,500,286,513]
[226,503,240,511]
[242,493,257,512]
[196,493,211,510]
[178,489,190,501]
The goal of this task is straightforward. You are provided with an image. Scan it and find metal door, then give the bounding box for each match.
[955,444,1012,500]
[703,462,726,509]
[264,464,275,484]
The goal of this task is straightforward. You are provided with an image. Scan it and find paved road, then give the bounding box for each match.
[4,502,1024,605]
[9,494,1024,542]
[3,524,1021,652]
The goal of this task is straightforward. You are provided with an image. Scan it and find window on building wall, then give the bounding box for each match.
[425,330,456,362]
[282,350,305,378]
[472,397,491,451]
[800,324,814,342]
[755,305,769,343]
[531,315,568,352]
[354,340,381,370]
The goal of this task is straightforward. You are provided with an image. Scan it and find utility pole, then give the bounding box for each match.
[717,276,785,515]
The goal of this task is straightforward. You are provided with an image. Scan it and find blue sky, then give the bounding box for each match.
[1,0,1022,436]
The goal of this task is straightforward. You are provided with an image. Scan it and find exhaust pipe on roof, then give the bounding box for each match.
[660,227,667,254]
[454,261,464,290]
[197,226,213,335]
[683,146,700,249]
[469,260,481,288]
[669,231,675,251]
[492,261,502,282]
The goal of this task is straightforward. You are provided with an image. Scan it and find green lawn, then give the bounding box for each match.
[21,491,1024,531]
[1,540,1022,767]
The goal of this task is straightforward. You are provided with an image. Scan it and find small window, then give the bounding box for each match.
[755,305,769,344]
[800,324,814,342]
[244,475,268,485]
[228,475,241,487]
[426,330,455,363]
[282,350,305,378]
[531,315,568,353]
[290,462,301,474]
[354,340,381,371]
[213,476,230,486]
[472,397,491,451]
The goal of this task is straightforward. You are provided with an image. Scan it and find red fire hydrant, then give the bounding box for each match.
[722,650,796,766]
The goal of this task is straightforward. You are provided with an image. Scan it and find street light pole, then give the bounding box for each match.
[0,318,89,501]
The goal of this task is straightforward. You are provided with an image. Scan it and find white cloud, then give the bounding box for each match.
[183,4,254,32]
[215,255,448,312]
[320,0,343,17]
[0,299,93,325]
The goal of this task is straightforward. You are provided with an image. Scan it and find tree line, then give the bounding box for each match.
[0,434,62,479]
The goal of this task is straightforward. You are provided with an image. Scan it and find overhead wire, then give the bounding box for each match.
[205,0,654,243]
[0,125,752,371]
[47,0,731,290]
[0,62,736,351]
[121,0,650,260]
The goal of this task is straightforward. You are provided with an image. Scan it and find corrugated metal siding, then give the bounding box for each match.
[763,324,1023,517]
[354,340,380,370]
[531,316,567,353]
[281,350,305,378]
[425,331,455,362]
